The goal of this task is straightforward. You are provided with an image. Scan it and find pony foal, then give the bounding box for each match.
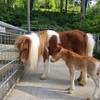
[50,46,100,99]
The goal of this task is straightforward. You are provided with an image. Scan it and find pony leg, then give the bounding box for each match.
[78,34,95,86]
[76,72,83,82]
[91,75,100,99]
[70,69,75,91]
[40,48,49,80]
[79,71,87,86]
[66,68,75,93]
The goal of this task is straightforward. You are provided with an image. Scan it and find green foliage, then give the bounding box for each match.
[27,10,81,31]
[77,8,100,34]
[13,0,25,8]
[21,8,100,33]
[33,0,41,10]
[94,51,100,60]
[0,0,100,34]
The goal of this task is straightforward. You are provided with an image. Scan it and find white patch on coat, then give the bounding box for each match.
[47,30,61,44]
[86,33,95,56]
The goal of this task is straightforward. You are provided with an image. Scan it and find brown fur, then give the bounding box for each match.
[48,30,87,56]
[38,30,48,57]
[48,30,89,85]
[16,30,88,64]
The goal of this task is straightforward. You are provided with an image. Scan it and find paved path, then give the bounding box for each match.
[7,59,100,100]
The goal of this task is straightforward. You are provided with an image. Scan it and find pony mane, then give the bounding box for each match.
[25,33,40,73]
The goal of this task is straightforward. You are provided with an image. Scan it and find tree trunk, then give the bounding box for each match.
[65,0,67,13]
[81,0,88,18]
[60,0,63,12]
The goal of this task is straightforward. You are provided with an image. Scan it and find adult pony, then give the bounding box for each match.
[16,29,95,85]
[16,30,60,73]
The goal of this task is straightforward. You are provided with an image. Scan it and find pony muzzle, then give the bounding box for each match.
[20,58,26,64]
[50,57,56,62]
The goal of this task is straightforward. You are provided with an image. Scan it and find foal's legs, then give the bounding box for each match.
[40,48,49,80]
[91,75,100,99]
[79,71,87,86]
[66,67,75,93]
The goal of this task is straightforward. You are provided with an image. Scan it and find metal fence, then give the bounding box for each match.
[0,21,27,100]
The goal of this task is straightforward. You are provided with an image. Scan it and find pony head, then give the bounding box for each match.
[16,35,30,63]
[50,45,62,62]
[48,35,61,55]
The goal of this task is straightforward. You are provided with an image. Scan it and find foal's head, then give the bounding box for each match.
[16,36,30,63]
[50,45,62,62]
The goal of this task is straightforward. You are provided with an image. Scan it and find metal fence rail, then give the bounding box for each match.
[0,21,27,33]
[0,21,27,100]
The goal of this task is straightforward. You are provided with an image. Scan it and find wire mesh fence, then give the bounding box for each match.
[0,21,27,100]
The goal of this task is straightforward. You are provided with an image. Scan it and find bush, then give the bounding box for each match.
[94,51,100,60]
[0,4,100,33]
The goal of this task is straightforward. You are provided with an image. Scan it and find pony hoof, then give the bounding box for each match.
[40,75,47,80]
[79,80,86,86]
[86,97,92,100]
[76,77,82,82]
[65,88,71,91]
[65,88,73,94]
[67,91,72,94]
[79,82,85,86]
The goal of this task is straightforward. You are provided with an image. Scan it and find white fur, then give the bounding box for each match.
[86,33,95,56]
[25,32,40,73]
[41,60,49,79]
[47,30,61,44]
[40,30,60,79]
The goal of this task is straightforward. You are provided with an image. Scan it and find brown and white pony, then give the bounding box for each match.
[16,29,95,84]
[16,30,60,74]
[50,45,100,99]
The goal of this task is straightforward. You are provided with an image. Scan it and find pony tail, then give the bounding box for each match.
[25,33,40,74]
[86,33,95,56]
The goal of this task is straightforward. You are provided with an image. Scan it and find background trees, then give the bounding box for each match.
[0,0,99,33]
